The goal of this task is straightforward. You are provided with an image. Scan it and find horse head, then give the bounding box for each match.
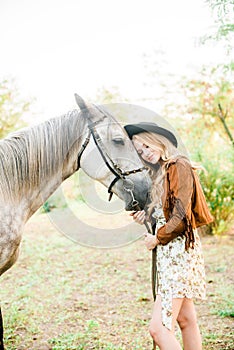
[75,94,151,211]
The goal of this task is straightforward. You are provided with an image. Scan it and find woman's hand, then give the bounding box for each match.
[144,233,160,250]
[129,210,146,225]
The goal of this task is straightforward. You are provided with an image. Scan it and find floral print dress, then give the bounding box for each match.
[153,208,206,331]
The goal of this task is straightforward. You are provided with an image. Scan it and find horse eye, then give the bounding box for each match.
[112,138,125,145]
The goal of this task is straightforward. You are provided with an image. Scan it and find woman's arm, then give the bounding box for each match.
[157,160,194,245]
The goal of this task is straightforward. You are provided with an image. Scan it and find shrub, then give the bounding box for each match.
[193,149,234,235]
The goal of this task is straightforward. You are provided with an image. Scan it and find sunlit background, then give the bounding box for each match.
[0,0,233,239]
[0,0,225,121]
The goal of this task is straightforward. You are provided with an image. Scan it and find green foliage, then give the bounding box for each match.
[40,196,66,214]
[218,309,234,317]
[202,0,234,71]
[206,0,234,41]
[170,67,234,235]
[181,67,234,146]
[198,153,234,235]
[39,173,85,214]
[41,201,55,213]
[0,79,30,138]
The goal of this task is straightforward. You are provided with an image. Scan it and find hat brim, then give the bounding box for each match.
[124,123,178,147]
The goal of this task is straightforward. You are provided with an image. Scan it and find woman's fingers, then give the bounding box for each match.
[144,233,158,250]
[129,210,146,224]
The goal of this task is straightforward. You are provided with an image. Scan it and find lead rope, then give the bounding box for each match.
[125,183,157,350]
[134,204,157,350]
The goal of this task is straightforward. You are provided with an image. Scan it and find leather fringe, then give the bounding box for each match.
[167,189,195,250]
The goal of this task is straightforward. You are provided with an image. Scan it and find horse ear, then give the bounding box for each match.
[74,94,88,110]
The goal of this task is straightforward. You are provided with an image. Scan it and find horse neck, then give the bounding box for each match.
[0,110,86,219]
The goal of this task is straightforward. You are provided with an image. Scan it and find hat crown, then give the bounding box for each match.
[124,122,178,147]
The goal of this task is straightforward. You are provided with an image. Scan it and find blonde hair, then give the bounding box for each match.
[133,132,188,216]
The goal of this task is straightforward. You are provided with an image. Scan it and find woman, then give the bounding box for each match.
[124,122,213,350]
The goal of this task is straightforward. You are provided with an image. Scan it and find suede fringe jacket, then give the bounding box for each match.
[157,157,213,250]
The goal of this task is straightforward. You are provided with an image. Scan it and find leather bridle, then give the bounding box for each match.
[77,109,146,207]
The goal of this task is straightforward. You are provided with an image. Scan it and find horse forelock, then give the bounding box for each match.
[0,110,86,203]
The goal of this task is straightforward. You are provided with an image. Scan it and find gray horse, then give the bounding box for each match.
[0,95,150,349]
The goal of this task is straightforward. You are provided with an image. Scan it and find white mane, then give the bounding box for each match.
[0,110,86,203]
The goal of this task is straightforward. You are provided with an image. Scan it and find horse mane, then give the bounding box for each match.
[0,109,85,202]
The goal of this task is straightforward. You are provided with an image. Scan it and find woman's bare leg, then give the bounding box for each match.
[177,298,202,350]
[149,296,184,350]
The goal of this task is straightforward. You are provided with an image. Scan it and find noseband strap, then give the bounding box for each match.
[107,166,146,202]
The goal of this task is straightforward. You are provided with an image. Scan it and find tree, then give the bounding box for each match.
[0,79,30,139]
[202,0,234,71]
[139,2,234,235]
[179,67,234,147]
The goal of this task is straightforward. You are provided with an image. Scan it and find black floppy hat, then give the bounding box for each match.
[124,122,178,147]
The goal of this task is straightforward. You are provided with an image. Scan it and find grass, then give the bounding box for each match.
[0,211,233,349]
